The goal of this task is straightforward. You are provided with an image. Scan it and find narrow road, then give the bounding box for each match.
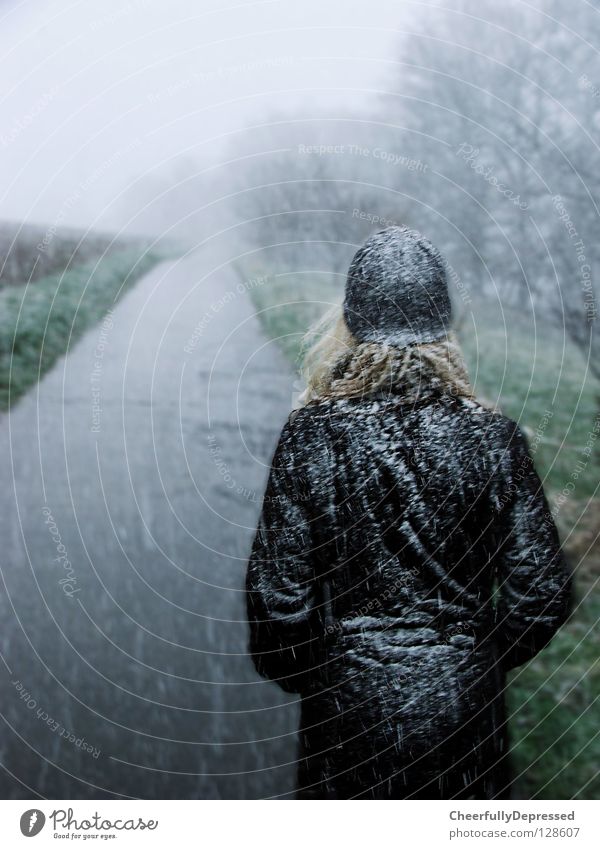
[0,244,300,799]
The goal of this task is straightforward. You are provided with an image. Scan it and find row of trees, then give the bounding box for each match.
[388,0,600,376]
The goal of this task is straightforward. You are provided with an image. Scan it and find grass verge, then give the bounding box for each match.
[0,247,165,410]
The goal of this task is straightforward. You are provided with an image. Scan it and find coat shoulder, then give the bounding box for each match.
[285,399,339,431]
[273,401,334,459]
[455,400,525,444]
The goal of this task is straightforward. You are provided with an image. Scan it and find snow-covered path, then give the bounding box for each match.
[0,244,299,798]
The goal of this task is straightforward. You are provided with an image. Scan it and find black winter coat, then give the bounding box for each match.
[246,390,572,799]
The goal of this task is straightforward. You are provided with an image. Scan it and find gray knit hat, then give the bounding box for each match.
[343,226,452,348]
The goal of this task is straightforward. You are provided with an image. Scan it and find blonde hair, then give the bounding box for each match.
[298,304,476,406]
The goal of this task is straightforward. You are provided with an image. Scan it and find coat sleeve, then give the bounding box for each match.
[490,420,573,672]
[246,416,323,693]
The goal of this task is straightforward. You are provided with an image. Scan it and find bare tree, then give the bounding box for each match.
[383,0,600,375]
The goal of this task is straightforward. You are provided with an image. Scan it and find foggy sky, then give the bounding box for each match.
[0,0,411,234]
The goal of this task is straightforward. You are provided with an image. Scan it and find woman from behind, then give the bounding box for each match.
[246,226,572,799]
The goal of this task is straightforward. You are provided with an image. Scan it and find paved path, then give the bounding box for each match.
[0,244,300,799]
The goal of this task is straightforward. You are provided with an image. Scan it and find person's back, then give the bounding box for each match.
[246,226,572,799]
